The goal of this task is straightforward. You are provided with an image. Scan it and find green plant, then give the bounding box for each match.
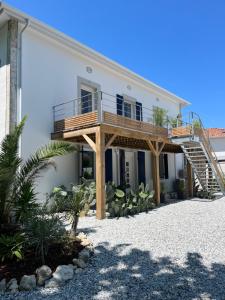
[24,203,66,264]
[193,119,201,129]
[0,116,75,226]
[153,107,168,127]
[169,117,182,128]
[50,179,96,236]
[0,233,25,262]
[106,182,155,218]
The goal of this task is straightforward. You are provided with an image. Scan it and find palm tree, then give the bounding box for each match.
[0,116,75,226]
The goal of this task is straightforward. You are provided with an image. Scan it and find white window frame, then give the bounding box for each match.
[80,84,97,113]
[123,96,136,119]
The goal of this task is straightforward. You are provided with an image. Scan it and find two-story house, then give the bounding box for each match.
[2,3,223,219]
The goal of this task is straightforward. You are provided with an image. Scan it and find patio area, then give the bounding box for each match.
[3,197,225,299]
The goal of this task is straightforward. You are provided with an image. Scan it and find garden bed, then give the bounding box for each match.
[0,239,84,282]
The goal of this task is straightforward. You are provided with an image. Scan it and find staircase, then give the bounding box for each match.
[171,113,225,195]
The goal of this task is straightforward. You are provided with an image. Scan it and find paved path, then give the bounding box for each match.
[3,198,225,299]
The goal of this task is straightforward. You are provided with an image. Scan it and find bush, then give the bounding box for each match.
[49,179,96,236]
[24,203,66,264]
[106,182,155,218]
[0,233,25,262]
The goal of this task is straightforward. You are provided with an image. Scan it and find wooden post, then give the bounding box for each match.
[95,127,106,219]
[187,161,193,197]
[151,143,161,205]
[148,140,165,206]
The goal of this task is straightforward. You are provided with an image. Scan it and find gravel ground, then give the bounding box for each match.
[2,198,225,300]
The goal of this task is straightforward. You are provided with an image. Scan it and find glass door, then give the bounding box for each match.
[80,85,96,114]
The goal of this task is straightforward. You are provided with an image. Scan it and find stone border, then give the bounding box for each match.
[0,232,94,294]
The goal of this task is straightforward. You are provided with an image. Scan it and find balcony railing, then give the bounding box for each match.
[52,91,177,137]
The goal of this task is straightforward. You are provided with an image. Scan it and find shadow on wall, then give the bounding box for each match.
[36,242,225,299]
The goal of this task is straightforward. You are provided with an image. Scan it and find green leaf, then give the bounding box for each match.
[115,189,125,198]
[13,250,22,260]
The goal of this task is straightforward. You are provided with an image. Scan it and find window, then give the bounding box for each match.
[123,98,135,119]
[124,102,132,118]
[80,148,94,179]
[80,84,96,114]
[159,154,169,179]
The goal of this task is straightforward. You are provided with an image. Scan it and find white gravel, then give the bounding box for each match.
[2,198,225,299]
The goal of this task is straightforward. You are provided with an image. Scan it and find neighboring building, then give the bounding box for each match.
[207,128,225,174]
[4,3,224,219]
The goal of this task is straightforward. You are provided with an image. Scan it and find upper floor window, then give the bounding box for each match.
[123,98,135,119]
[80,84,97,114]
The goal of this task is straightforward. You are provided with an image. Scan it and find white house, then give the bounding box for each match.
[207,128,225,174]
[0,3,191,207]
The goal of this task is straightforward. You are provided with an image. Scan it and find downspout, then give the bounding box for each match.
[17,18,29,156]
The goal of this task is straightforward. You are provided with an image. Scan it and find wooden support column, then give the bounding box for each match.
[148,140,165,206]
[95,127,106,219]
[152,151,161,205]
[187,161,193,198]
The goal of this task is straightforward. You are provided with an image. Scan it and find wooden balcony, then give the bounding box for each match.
[51,92,183,219]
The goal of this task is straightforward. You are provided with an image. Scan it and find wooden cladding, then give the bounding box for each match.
[171,126,192,137]
[54,110,169,138]
[54,111,98,132]
[103,111,168,137]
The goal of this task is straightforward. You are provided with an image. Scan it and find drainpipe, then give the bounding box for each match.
[17,18,29,156]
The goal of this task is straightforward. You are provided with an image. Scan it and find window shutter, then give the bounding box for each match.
[117,94,124,115]
[136,101,143,121]
[105,149,113,182]
[138,151,146,185]
[119,149,125,187]
[164,154,169,179]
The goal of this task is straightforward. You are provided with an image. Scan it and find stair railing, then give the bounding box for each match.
[190,112,225,192]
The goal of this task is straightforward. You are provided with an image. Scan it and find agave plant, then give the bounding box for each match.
[0,116,75,226]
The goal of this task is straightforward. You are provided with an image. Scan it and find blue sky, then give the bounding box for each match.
[5,0,225,127]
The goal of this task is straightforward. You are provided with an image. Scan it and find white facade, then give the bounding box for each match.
[0,3,189,200]
[209,137,225,174]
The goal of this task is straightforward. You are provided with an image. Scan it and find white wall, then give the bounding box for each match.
[21,28,182,199]
[210,137,225,174]
[0,23,8,142]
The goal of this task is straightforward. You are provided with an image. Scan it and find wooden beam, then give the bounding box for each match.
[82,134,96,152]
[187,161,193,198]
[63,126,98,139]
[105,134,117,150]
[101,124,170,144]
[95,127,106,219]
[158,142,165,155]
[146,139,157,156]
[152,152,161,205]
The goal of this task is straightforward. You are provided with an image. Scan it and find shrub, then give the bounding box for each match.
[24,203,66,265]
[106,182,155,218]
[50,179,96,236]
[0,233,25,262]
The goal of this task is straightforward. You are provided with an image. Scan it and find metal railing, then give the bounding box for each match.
[52,90,178,129]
